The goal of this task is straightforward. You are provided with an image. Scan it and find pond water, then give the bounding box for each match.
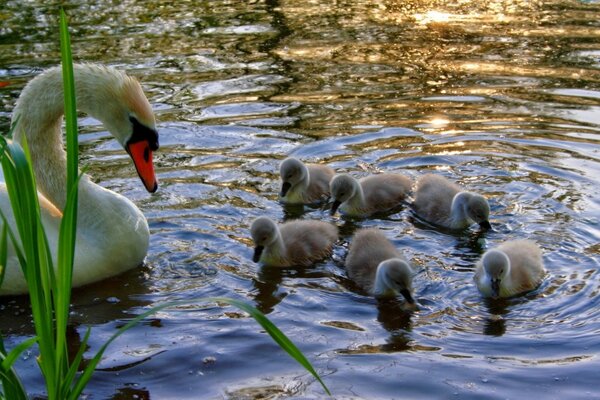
[1,0,600,398]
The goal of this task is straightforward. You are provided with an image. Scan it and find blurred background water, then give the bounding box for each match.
[1,0,600,398]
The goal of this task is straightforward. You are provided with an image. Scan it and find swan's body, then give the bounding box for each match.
[1,64,159,296]
[250,216,338,267]
[413,174,491,230]
[345,228,415,304]
[330,173,412,217]
[279,157,334,204]
[474,240,545,298]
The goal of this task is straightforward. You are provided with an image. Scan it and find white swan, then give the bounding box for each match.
[345,228,416,305]
[279,157,334,204]
[329,173,412,217]
[474,240,545,298]
[250,216,338,267]
[413,174,491,230]
[0,64,159,296]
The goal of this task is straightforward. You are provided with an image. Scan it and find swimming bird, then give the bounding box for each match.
[0,64,159,296]
[329,173,412,217]
[345,228,416,305]
[474,240,545,298]
[413,174,491,230]
[279,157,335,204]
[250,216,338,267]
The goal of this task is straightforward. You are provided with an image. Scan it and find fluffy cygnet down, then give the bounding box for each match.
[250,216,338,267]
[330,173,412,217]
[413,174,491,230]
[345,228,416,305]
[279,157,335,204]
[474,239,545,298]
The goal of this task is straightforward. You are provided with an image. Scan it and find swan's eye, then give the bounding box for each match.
[129,115,159,150]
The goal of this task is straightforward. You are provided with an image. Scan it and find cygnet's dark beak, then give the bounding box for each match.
[479,220,492,230]
[253,246,264,263]
[280,181,291,197]
[330,200,341,215]
[491,279,500,298]
[400,289,415,305]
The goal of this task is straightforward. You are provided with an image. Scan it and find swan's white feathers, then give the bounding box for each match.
[1,64,153,295]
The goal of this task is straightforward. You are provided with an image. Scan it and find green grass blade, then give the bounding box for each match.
[0,220,7,288]
[212,297,331,395]
[60,327,91,399]
[68,298,330,399]
[0,336,30,400]
[59,9,78,191]
[1,141,57,395]
[0,337,37,372]
[56,9,80,388]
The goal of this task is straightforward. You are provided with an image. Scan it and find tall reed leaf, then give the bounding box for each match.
[55,9,80,387]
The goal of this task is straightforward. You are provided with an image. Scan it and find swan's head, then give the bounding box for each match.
[329,174,358,215]
[80,65,159,193]
[250,217,279,262]
[279,157,308,197]
[466,193,491,230]
[374,258,415,304]
[481,249,510,297]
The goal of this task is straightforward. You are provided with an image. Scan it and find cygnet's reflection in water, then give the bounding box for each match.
[251,266,287,314]
[482,297,510,336]
[251,264,333,314]
[378,300,414,353]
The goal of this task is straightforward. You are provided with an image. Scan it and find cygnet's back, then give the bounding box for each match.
[345,228,415,305]
[474,239,545,298]
[251,216,338,267]
[279,220,338,266]
[413,174,490,230]
[279,157,335,204]
[330,173,412,217]
[360,174,412,210]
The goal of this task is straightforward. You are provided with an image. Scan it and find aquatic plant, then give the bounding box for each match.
[0,10,329,399]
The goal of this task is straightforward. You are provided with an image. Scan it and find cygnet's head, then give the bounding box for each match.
[250,217,279,262]
[466,194,491,230]
[482,249,511,297]
[329,174,358,215]
[374,258,415,304]
[279,157,308,197]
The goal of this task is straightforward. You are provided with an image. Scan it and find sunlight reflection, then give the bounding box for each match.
[430,117,450,127]
[414,10,453,25]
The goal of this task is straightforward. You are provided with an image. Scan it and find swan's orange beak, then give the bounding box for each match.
[127,141,158,193]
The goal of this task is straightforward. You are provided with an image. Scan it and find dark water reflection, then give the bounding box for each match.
[2,0,600,398]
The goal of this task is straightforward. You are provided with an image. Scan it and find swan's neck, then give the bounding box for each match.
[11,65,128,210]
[450,192,473,229]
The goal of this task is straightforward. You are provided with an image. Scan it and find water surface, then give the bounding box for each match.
[1,1,600,398]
